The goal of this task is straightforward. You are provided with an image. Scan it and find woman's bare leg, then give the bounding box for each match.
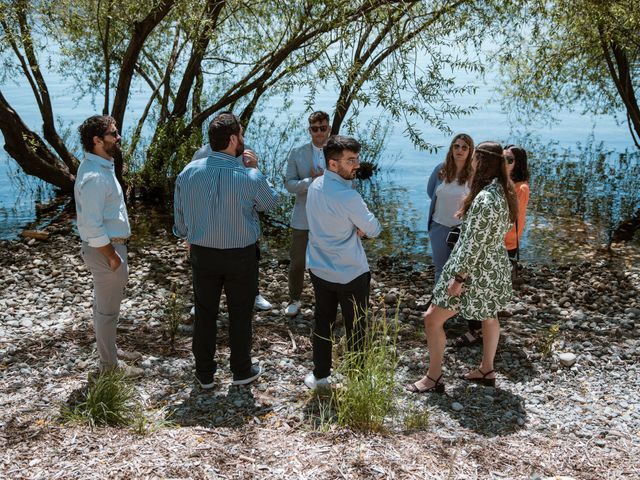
[410,303,456,390]
[466,317,499,379]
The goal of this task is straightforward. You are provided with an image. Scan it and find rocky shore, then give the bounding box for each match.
[1,216,639,479]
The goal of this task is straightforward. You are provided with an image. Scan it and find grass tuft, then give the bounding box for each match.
[332,301,400,432]
[403,401,431,431]
[163,284,187,348]
[61,370,138,428]
[539,323,560,358]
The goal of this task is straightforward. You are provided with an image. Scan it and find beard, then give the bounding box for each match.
[235,137,245,157]
[104,141,121,158]
[337,164,356,180]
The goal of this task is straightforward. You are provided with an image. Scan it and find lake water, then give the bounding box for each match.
[2,60,639,263]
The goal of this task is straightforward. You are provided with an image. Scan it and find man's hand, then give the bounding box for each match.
[98,243,123,272]
[310,166,324,179]
[242,149,258,168]
[107,253,123,272]
[447,278,463,297]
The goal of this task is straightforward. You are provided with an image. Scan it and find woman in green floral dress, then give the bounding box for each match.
[407,141,518,393]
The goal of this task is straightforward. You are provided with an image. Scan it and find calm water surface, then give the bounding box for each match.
[2,63,639,263]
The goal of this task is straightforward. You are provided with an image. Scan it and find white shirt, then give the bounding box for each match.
[74,152,131,247]
[432,180,469,227]
[306,170,381,284]
[312,144,326,170]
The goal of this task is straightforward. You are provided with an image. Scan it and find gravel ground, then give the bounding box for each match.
[1,218,639,479]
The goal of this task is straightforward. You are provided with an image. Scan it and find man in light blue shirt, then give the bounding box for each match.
[75,115,142,378]
[174,112,279,389]
[303,135,382,389]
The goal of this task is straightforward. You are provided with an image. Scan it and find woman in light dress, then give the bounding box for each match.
[407,142,518,393]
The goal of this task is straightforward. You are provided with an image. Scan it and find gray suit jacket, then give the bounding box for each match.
[284,142,315,230]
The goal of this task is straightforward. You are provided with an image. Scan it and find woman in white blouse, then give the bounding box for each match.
[426,134,475,282]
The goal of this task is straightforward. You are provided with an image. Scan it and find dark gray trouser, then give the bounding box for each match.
[81,242,129,369]
[288,228,309,301]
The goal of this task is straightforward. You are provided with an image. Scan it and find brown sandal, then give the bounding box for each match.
[405,374,445,394]
[462,368,495,387]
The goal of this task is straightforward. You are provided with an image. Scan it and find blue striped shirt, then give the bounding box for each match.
[173,151,279,249]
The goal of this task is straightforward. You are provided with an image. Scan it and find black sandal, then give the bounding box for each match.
[462,368,496,387]
[451,329,482,348]
[405,374,445,394]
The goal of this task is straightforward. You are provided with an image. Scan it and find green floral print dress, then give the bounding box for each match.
[431,179,512,320]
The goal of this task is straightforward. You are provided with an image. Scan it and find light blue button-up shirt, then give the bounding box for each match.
[173,151,279,249]
[306,170,382,284]
[74,152,131,248]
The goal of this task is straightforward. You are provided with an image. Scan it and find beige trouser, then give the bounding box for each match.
[81,242,129,369]
[288,228,308,301]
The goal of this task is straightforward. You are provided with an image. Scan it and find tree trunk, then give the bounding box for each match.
[0,91,75,191]
[110,0,175,183]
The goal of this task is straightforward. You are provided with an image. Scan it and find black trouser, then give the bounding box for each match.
[310,271,370,379]
[255,243,261,297]
[190,243,257,378]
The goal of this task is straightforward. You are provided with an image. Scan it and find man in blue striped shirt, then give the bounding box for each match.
[173,112,279,389]
[303,135,382,389]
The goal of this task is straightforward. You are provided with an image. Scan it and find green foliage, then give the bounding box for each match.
[331,302,400,433]
[136,116,202,193]
[498,0,640,144]
[1,0,520,189]
[61,369,138,428]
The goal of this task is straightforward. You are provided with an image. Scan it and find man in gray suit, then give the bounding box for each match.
[284,111,331,317]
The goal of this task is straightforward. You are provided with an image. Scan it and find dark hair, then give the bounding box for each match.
[323,135,361,163]
[458,141,518,223]
[308,111,330,124]
[439,133,474,184]
[78,115,116,152]
[505,145,530,183]
[208,111,242,151]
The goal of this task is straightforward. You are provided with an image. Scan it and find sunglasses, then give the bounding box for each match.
[309,125,328,133]
[505,156,515,165]
[103,130,120,138]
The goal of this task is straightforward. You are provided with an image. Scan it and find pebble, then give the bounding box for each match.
[558,352,577,367]
[1,218,640,461]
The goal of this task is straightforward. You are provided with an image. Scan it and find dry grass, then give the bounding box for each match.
[1,424,637,479]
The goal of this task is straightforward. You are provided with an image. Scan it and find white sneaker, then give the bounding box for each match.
[190,306,195,316]
[285,301,301,317]
[254,294,272,310]
[304,372,330,390]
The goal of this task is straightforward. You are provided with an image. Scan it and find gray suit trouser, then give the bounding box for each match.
[81,242,128,369]
[288,228,308,301]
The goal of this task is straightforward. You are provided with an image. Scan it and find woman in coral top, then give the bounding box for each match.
[503,145,530,257]
[453,145,530,347]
